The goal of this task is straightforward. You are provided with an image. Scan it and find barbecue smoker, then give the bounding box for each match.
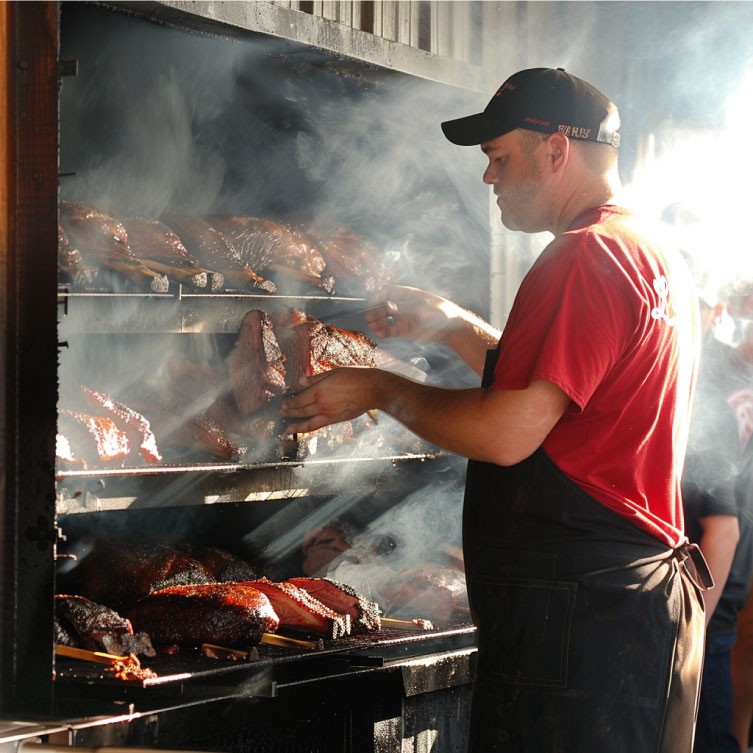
[0,2,513,751]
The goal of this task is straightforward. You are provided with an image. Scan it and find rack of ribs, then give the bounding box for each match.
[311,227,394,295]
[243,578,350,639]
[58,224,97,285]
[58,410,131,464]
[161,213,276,292]
[226,310,287,417]
[287,577,381,633]
[204,215,334,293]
[126,583,280,648]
[80,386,162,464]
[272,307,377,393]
[55,594,155,657]
[59,201,170,292]
[120,214,222,290]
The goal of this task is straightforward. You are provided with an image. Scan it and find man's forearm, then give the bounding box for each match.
[442,307,502,376]
[698,514,740,625]
[372,371,568,466]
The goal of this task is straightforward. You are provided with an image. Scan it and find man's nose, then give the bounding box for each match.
[482,164,495,185]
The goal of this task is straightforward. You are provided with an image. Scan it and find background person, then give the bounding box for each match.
[682,289,745,752]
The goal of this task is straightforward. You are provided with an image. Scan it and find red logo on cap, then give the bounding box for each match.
[495,82,515,96]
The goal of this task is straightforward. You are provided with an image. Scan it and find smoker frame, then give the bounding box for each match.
[1,5,481,749]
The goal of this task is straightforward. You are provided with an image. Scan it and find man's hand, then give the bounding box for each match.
[365,285,502,377]
[365,285,463,342]
[280,367,378,435]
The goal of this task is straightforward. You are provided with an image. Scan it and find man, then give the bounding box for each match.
[281,68,708,751]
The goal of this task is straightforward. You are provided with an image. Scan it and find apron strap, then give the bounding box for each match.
[676,540,715,591]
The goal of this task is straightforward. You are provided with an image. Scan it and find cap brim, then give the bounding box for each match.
[441,111,514,146]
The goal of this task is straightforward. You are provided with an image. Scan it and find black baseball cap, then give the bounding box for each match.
[441,67,621,148]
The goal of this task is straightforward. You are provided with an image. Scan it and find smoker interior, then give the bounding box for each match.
[46,3,481,746]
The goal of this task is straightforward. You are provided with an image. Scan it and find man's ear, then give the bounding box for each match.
[546,132,569,173]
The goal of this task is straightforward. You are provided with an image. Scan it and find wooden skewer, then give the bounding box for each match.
[265,263,328,290]
[55,644,128,664]
[219,267,265,286]
[140,259,208,288]
[381,617,434,631]
[201,643,249,660]
[260,633,322,651]
[104,259,169,293]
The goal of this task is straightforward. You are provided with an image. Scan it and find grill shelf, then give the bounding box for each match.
[54,623,477,697]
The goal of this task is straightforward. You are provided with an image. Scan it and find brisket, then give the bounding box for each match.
[126,583,279,648]
[55,594,155,657]
[71,538,216,611]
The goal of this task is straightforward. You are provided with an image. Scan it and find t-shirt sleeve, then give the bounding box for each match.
[493,234,636,410]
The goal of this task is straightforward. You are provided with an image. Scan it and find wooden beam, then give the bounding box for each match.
[0,0,59,715]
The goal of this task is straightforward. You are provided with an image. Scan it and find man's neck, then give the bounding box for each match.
[552,169,622,235]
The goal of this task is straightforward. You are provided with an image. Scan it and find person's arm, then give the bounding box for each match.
[697,514,740,625]
[280,368,571,465]
[364,285,502,377]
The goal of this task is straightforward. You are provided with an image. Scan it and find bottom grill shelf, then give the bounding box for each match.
[54,623,477,699]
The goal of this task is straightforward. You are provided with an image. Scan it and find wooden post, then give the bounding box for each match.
[0,0,59,714]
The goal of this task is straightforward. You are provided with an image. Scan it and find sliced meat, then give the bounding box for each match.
[58,410,130,464]
[272,307,377,393]
[243,578,350,639]
[81,387,162,464]
[71,538,216,611]
[227,310,286,417]
[55,594,155,657]
[287,577,381,633]
[126,583,279,648]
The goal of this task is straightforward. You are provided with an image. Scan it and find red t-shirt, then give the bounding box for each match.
[492,205,700,547]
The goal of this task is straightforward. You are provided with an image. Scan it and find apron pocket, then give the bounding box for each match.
[471,571,577,688]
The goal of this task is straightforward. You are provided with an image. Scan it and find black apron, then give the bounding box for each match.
[463,349,709,753]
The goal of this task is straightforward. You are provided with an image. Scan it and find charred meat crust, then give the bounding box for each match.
[126,583,279,648]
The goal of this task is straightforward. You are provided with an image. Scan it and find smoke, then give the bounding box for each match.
[57,1,753,585]
[56,2,490,539]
